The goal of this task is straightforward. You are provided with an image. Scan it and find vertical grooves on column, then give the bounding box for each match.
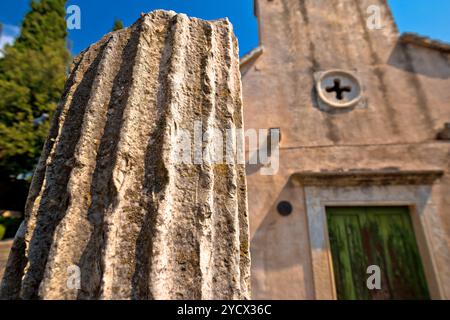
[1,10,249,301]
[162,14,191,299]
[127,11,194,300]
[77,25,143,300]
[230,25,251,299]
[209,20,241,299]
[197,22,217,300]
[165,15,203,299]
[145,13,191,300]
[19,40,111,300]
[38,32,130,299]
[98,12,176,300]
[130,13,186,300]
[225,21,245,299]
[130,14,175,300]
[25,51,88,222]
[0,50,88,300]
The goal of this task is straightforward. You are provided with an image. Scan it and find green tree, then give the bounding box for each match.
[0,0,69,182]
[112,18,124,31]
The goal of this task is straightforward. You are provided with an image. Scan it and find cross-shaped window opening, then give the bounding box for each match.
[325,78,352,100]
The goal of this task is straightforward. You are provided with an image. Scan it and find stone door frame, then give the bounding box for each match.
[300,174,444,300]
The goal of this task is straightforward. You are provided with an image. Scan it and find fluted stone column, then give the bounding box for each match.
[0,10,250,300]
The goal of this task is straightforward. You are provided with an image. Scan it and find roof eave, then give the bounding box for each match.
[400,32,450,54]
[240,46,264,69]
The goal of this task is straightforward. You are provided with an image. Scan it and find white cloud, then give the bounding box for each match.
[0,24,20,57]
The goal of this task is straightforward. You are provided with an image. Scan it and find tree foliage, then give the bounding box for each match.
[112,18,124,31]
[0,0,69,180]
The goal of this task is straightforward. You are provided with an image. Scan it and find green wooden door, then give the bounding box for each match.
[327,206,430,300]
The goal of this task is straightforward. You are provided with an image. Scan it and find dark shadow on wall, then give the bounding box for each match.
[250,176,315,299]
[387,41,450,79]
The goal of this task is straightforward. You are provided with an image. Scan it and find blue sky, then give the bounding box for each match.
[1,0,450,57]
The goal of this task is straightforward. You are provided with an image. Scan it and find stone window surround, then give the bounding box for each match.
[297,170,444,300]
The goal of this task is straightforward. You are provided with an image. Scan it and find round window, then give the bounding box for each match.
[316,70,363,108]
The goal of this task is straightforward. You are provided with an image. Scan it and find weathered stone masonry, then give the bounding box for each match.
[0,10,250,300]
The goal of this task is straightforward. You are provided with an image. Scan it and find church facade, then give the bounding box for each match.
[241,0,450,299]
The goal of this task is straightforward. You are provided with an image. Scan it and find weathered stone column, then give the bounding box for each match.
[0,10,250,300]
